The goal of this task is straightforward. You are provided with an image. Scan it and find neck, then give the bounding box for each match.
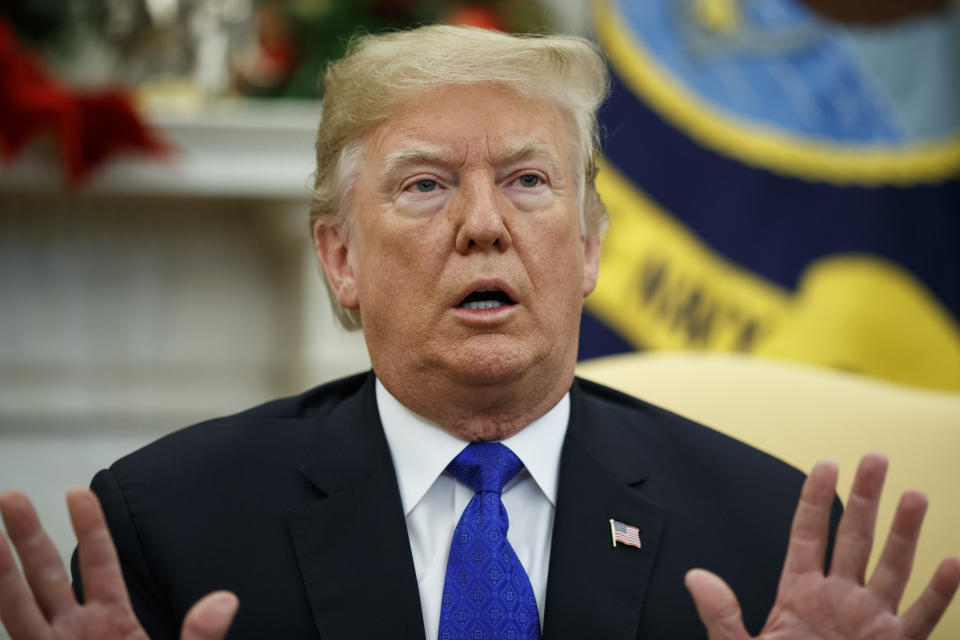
[375,363,575,442]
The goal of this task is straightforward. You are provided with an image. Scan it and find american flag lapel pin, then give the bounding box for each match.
[609,518,642,549]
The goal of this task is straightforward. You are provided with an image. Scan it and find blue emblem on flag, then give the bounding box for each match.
[582,0,960,391]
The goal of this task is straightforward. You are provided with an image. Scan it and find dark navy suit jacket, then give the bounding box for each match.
[73,372,840,639]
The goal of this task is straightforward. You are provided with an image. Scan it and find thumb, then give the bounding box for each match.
[181,591,239,640]
[685,569,751,640]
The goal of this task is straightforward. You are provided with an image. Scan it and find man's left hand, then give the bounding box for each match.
[686,453,960,639]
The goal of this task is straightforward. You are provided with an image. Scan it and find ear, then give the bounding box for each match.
[582,237,601,297]
[313,221,359,309]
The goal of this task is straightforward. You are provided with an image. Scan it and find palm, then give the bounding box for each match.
[0,489,237,640]
[687,454,960,640]
[764,575,908,639]
[44,602,147,640]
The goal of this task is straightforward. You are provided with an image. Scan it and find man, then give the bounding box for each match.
[1,25,958,640]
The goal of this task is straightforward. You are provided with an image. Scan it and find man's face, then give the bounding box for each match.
[317,83,600,395]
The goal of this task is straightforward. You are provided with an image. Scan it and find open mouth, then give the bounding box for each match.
[457,289,516,311]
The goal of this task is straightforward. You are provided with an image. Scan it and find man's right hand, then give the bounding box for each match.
[0,488,238,640]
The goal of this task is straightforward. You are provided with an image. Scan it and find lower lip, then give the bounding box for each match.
[450,303,517,322]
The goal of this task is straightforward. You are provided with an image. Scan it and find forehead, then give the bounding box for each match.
[363,84,572,168]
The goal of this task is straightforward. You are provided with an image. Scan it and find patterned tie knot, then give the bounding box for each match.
[447,442,523,495]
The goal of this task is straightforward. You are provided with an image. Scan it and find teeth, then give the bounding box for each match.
[463,300,504,310]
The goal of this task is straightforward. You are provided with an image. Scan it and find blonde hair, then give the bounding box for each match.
[310,25,610,329]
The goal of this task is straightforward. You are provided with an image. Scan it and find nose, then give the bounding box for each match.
[453,173,513,254]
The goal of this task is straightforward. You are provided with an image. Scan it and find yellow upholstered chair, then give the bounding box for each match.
[577,352,960,638]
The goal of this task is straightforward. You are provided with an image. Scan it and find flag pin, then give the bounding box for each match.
[610,518,642,549]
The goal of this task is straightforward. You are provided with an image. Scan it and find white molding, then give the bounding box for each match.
[0,99,321,199]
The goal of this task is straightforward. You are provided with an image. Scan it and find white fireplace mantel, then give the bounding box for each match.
[0,99,323,199]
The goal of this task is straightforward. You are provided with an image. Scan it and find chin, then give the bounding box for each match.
[441,333,557,386]
[429,337,518,380]
[447,349,531,386]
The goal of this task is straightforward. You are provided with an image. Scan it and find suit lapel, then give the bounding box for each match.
[287,374,426,640]
[542,379,664,639]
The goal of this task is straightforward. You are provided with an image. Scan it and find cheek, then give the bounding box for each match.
[354,222,443,303]
[527,236,586,303]
[530,211,583,261]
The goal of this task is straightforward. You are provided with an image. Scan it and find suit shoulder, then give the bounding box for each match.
[109,371,373,475]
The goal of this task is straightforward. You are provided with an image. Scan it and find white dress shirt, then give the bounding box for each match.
[376,379,569,640]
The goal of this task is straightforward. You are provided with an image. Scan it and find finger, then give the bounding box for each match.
[0,491,76,618]
[67,487,131,607]
[780,460,838,578]
[0,522,50,639]
[901,556,960,640]
[685,569,751,640]
[180,591,239,640]
[866,489,927,609]
[829,453,887,582]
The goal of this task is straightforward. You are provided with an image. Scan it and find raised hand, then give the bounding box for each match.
[0,488,238,640]
[686,453,960,640]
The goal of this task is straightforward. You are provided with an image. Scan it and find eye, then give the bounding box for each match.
[516,174,541,188]
[413,179,437,192]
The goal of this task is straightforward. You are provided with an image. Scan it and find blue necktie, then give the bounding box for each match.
[438,442,541,640]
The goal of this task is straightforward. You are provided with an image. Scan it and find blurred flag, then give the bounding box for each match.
[581,0,960,391]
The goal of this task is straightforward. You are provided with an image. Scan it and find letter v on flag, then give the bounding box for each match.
[610,519,641,549]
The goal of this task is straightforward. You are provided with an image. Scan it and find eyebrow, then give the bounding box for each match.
[381,145,452,179]
[492,141,563,174]
[380,141,564,178]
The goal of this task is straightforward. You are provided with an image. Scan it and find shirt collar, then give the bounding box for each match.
[376,377,569,516]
